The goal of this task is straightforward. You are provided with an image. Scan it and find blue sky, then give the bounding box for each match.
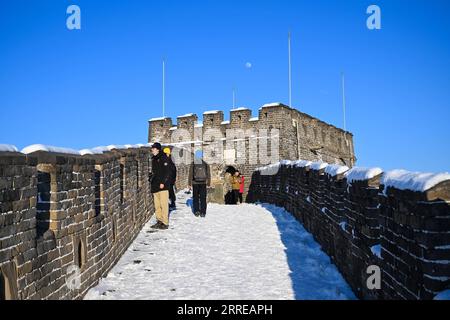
[0,0,449,172]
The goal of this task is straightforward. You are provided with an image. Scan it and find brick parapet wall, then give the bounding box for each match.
[247,163,450,300]
[0,147,154,300]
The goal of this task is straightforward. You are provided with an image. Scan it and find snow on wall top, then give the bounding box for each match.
[22,144,81,155]
[293,160,313,168]
[221,121,230,125]
[345,167,383,183]
[17,144,148,156]
[203,110,220,115]
[0,144,19,152]
[231,107,250,111]
[177,113,195,118]
[310,161,329,171]
[325,164,350,177]
[381,169,450,192]
[149,117,170,122]
[261,102,283,109]
[249,117,259,122]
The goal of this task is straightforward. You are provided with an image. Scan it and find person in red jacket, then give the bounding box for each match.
[238,173,245,204]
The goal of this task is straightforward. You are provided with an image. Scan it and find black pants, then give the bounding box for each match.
[169,184,176,207]
[233,190,241,205]
[193,184,207,215]
[238,192,243,204]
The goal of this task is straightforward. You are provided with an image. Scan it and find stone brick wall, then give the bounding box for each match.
[247,163,450,300]
[149,103,356,202]
[0,147,154,300]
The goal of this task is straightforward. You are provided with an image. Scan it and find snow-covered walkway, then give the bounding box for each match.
[85,191,356,300]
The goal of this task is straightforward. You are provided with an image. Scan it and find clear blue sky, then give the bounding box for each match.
[1,0,449,172]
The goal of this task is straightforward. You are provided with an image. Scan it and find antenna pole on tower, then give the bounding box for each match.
[232,88,236,109]
[288,31,292,108]
[341,72,347,132]
[162,59,166,117]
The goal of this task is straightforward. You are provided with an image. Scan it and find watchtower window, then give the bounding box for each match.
[160,123,163,128]
[94,169,101,217]
[238,115,242,120]
[136,160,142,189]
[36,170,51,238]
[264,112,268,118]
[77,241,84,268]
[120,164,125,204]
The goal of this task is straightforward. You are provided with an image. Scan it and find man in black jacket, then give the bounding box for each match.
[188,150,211,218]
[150,142,171,229]
[163,147,177,210]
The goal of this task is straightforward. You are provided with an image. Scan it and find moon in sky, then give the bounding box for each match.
[245,62,252,69]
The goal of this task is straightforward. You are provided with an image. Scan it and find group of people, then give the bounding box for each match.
[224,168,245,205]
[149,143,211,230]
[149,143,246,230]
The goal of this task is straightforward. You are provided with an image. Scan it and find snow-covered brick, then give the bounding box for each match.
[345,167,383,183]
[177,113,195,118]
[0,144,19,152]
[249,117,259,122]
[231,107,249,111]
[370,244,382,259]
[21,144,80,155]
[261,102,283,108]
[381,169,450,192]
[149,117,169,122]
[169,127,177,131]
[293,160,312,168]
[310,161,328,171]
[325,164,350,177]
[221,121,230,125]
[433,290,450,300]
[203,110,220,115]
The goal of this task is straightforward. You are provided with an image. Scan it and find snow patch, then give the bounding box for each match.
[0,144,19,152]
[345,167,383,183]
[293,160,312,168]
[310,161,328,171]
[22,144,80,155]
[221,121,230,125]
[325,164,350,177]
[231,107,249,111]
[149,117,169,122]
[261,102,283,108]
[177,113,195,118]
[204,110,220,115]
[381,169,450,192]
[249,117,259,122]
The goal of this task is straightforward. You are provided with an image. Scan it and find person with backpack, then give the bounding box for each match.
[150,142,171,230]
[188,150,211,217]
[163,147,177,210]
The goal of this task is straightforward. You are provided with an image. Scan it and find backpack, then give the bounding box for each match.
[193,164,207,182]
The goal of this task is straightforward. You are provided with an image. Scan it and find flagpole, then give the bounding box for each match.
[288,31,292,108]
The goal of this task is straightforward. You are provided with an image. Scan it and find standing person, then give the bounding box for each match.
[188,150,210,217]
[231,171,241,205]
[223,167,234,205]
[150,143,171,230]
[238,174,245,204]
[163,147,177,210]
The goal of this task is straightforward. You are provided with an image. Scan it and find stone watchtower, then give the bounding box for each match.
[148,103,356,201]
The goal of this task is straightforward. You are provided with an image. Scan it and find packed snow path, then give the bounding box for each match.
[85,191,356,300]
